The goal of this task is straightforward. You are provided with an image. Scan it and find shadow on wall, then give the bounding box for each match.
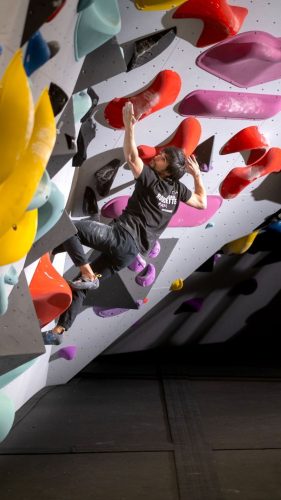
[251,172,281,204]
[161,9,203,47]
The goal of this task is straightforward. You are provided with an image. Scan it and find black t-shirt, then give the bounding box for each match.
[116,165,191,254]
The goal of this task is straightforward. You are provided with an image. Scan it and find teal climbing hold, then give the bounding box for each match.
[4,265,18,286]
[77,0,95,12]
[27,170,51,210]
[35,181,65,241]
[0,266,19,315]
[0,394,15,443]
[73,91,92,123]
[205,222,215,228]
[74,0,121,60]
[0,359,37,390]
[0,275,8,315]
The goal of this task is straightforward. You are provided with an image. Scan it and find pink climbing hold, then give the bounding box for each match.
[169,196,223,227]
[57,345,77,361]
[173,0,248,48]
[104,70,181,129]
[196,31,281,88]
[102,195,223,227]
[137,117,201,163]
[179,90,281,120]
[220,147,281,199]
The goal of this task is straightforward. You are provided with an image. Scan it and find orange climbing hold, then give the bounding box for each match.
[29,253,72,327]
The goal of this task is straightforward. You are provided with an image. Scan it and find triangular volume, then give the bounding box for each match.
[21,0,66,46]
[82,186,99,216]
[194,135,215,171]
[126,28,177,71]
[94,159,121,197]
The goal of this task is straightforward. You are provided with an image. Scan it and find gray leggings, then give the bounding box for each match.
[54,219,139,330]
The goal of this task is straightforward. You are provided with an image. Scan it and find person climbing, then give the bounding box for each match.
[42,101,207,345]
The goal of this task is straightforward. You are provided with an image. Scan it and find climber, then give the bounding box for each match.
[42,101,207,345]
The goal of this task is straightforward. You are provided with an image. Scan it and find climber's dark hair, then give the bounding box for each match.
[162,146,187,181]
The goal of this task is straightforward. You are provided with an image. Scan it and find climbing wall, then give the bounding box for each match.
[0,0,281,429]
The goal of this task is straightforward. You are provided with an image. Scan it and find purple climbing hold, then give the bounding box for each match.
[93,299,145,318]
[199,163,210,172]
[148,240,161,258]
[57,345,77,360]
[187,298,204,311]
[135,263,156,287]
[128,254,146,272]
[175,297,204,314]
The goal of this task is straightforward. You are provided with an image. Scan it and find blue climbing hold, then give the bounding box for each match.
[24,31,51,76]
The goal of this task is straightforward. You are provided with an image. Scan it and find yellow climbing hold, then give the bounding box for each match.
[0,210,38,266]
[0,89,56,237]
[222,230,260,255]
[135,0,185,10]
[170,278,184,291]
[0,49,34,183]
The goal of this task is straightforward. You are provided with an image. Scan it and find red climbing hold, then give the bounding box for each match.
[104,70,181,129]
[173,0,248,48]
[137,117,201,163]
[220,126,269,155]
[220,147,281,199]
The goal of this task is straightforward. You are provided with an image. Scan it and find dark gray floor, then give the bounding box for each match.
[1,353,281,500]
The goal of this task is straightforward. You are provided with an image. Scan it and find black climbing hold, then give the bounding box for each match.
[82,186,99,216]
[94,159,121,197]
[49,82,68,116]
[21,0,66,46]
[126,28,177,72]
[72,116,97,167]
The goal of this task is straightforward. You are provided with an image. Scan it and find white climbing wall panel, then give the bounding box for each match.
[0,0,280,397]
